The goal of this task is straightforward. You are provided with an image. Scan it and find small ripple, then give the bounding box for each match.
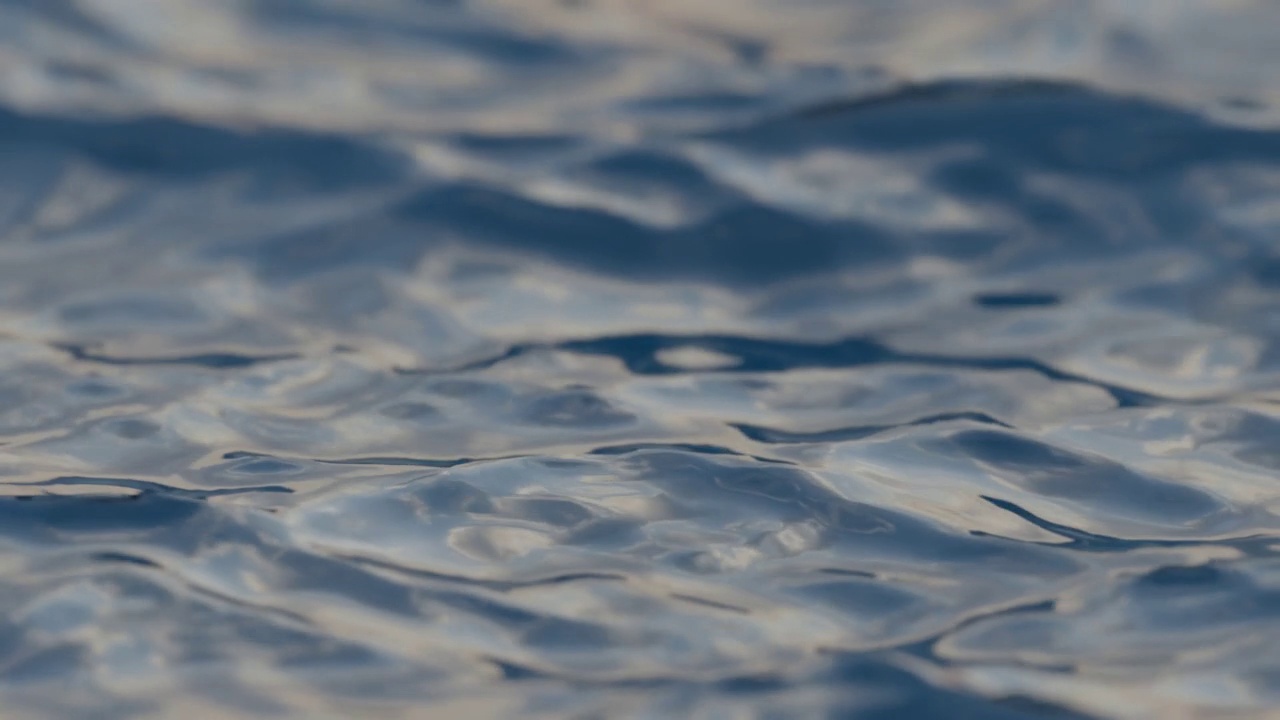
[733,411,1013,444]
[56,343,301,369]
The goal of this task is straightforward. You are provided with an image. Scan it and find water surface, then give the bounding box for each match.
[2,2,1280,718]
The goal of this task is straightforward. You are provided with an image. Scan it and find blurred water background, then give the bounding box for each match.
[3,1,1280,717]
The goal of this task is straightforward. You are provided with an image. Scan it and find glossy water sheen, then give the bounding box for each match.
[2,2,1280,718]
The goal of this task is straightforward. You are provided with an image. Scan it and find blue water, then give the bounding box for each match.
[3,2,1280,717]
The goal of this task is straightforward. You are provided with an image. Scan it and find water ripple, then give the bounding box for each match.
[1,2,1280,718]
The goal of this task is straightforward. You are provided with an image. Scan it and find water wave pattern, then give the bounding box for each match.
[2,2,1280,718]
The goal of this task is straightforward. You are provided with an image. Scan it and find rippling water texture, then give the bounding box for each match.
[5,2,1280,718]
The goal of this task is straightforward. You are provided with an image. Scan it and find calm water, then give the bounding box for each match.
[3,2,1280,718]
